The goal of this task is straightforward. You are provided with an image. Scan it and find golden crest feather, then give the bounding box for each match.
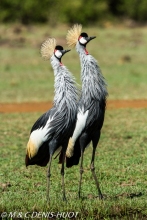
[66,24,82,48]
[41,38,56,60]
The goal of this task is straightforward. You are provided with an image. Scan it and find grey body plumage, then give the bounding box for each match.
[27,54,78,162]
[48,55,78,141]
[77,43,107,111]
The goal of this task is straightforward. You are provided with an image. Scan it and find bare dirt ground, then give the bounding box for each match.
[0,100,147,113]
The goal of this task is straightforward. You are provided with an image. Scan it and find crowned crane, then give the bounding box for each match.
[25,38,78,201]
[65,24,108,199]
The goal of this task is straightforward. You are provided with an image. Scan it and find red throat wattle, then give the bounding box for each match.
[84,48,89,55]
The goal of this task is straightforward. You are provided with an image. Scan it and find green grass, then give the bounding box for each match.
[1,109,147,219]
[1,23,147,219]
[0,24,147,102]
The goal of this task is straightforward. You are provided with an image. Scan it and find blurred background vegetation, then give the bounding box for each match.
[0,0,147,25]
[0,0,147,103]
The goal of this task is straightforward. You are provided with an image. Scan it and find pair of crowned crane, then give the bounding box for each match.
[25,24,108,201]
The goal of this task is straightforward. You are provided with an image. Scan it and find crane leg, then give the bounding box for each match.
[91,133,103,199]
[78,133,88,199]
[46,155,52,202]
[78,149,84,199]
[61,150,66,201]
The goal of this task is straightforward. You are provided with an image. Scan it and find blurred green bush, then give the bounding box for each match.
[107,0,147,22]
[0,0,147,24]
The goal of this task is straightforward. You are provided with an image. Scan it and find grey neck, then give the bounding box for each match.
[50,55,78,112]
[76,42,108,105]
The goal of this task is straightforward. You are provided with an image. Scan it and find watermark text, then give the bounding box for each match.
[1,211,79,219]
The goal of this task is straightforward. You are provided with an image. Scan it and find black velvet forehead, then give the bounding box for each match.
[55,45,63,50]
[80,32,88,37]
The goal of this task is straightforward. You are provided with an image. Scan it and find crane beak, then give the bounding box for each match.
[87,36,96,43]
[62,49,71,55]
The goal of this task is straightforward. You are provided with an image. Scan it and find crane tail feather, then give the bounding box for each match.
[66,138,74,158]
[66,139,81,168]
[25,141,50,167]
[26,139,38,159]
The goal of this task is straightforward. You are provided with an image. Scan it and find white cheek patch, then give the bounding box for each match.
[71,108,89,145]
[79,37,87,45]
[55,50,62,58]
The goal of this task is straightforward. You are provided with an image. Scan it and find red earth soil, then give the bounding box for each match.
[0,100,147,113]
